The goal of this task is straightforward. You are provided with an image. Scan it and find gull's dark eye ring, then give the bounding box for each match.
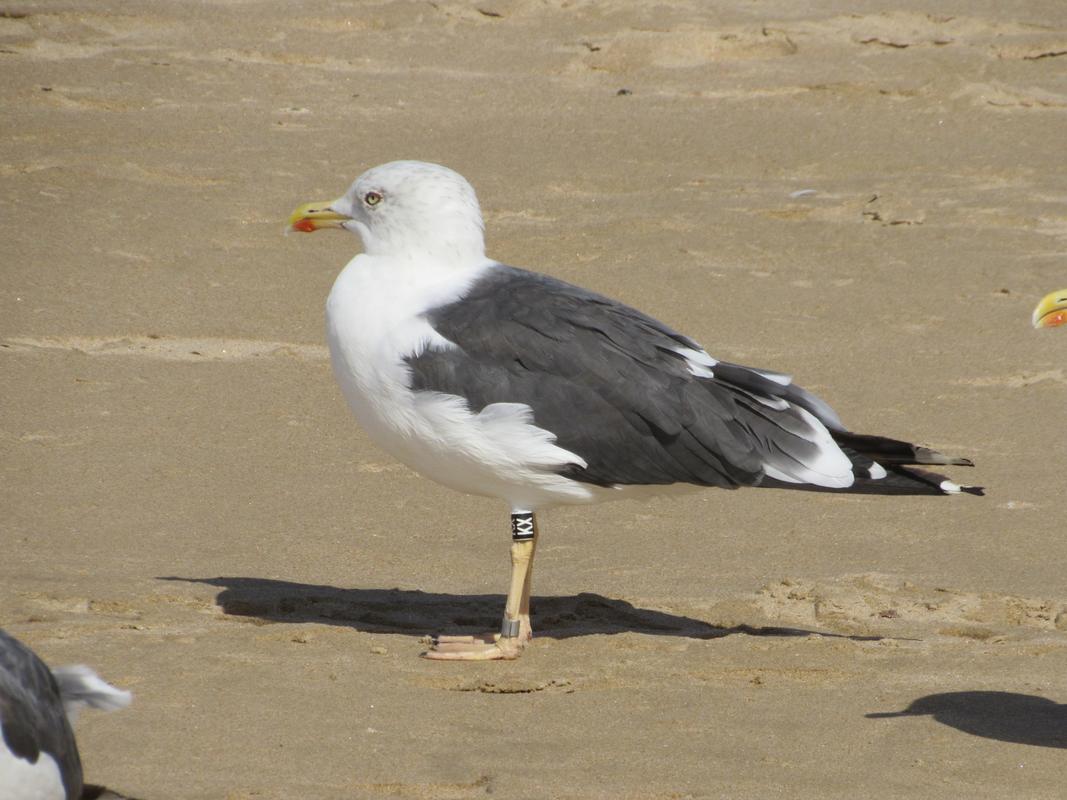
[364,191,383,207]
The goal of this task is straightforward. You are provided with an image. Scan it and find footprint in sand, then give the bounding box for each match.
[957,82,1067,111]
[574,25,796,73]
[956,369,1066,388]
[756,573,1067,638]
[1,335,329,363]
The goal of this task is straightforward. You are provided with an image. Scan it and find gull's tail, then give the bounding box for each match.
[830,431,984,496]
[52,664,133,722]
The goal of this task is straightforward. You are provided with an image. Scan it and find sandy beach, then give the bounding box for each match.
[3,1,1066,797]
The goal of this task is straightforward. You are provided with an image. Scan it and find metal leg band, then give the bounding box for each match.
[500,617,521,639]
[511,512,535,541]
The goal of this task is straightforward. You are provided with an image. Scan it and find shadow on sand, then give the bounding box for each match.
[82,784,141,799]
[160,575,882,643]
[868,691,1067,749]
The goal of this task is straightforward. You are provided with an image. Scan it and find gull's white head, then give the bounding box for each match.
[288,160,486,267]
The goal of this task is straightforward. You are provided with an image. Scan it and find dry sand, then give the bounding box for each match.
[3,1,1066,797]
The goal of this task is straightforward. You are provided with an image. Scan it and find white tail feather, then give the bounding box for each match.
[51,664,132,722]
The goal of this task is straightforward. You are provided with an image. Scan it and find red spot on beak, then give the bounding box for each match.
[292,219,317,233]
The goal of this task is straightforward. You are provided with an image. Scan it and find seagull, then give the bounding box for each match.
[1033,289,1067,328]
[288,160,981,661]
[0,629,131,800]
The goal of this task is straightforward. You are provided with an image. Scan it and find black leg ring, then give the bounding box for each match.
[511,512,535,541]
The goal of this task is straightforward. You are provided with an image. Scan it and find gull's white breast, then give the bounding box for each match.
[324,255,595,510]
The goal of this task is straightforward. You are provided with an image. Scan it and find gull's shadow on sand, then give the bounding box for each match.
[160,576,881,642]
[868,692,1067,749]
[82,785,142,799]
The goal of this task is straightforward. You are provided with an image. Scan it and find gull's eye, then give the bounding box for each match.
[364,191,383,207]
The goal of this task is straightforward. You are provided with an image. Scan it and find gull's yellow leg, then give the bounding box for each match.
[423,512,538,661]
[517,515,538,641]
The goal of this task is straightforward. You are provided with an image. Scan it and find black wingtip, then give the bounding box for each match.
[915,447,975,467]
[961,485,985,496]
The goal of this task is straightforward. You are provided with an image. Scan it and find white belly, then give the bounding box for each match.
[324,256,596,511]
[0,745,66,800]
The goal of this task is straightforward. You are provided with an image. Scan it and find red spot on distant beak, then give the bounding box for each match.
[1045,311,1067,327]
[292,219,317,233]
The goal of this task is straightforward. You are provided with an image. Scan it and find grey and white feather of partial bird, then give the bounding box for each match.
[287,161,983,660]
[0,630,131,800]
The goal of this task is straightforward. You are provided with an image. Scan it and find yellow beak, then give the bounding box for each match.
[286,201,349,233]
[1032,289,1067,328]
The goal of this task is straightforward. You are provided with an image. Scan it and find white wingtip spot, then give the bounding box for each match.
[939,480,962,494]
[868,462,887,480]
[673,347,718,379]
[754,368,792,386]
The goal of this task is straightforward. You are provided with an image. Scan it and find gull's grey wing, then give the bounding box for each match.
[405,265,850,489]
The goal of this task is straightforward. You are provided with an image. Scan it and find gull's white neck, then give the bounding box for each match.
[360,242,488,277]
[349,250,495,294]
[354,203,487,274]
[326,249,495,359]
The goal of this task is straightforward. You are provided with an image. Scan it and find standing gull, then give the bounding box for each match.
[288,160,981,661]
